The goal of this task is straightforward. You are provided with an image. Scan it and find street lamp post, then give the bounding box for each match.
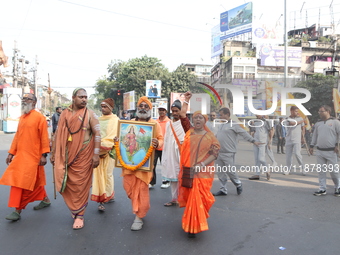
[47,73,52,116]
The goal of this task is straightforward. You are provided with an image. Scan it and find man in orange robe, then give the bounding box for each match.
[117,96,163,231]
[0,93,50,221]
[51,88,100,230]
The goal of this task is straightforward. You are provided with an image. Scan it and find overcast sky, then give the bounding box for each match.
[1,0,339,98]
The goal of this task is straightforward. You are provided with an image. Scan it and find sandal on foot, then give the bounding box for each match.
[164,201,178,207]
[73,218,84,230]
[131,220,143,231]
[33,201,51,210]
[98,204,105,212]
[5,211,21,221]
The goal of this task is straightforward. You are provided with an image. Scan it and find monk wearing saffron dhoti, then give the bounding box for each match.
[178,92,220,238]
[51,88,100,230]
[91,98,119,212]
[0,93,51,221]
[114,96,163,231]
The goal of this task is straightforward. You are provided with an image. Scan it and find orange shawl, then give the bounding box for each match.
[54,106,94,193]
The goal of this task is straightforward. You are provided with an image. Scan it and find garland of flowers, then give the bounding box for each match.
[114,141,154,171]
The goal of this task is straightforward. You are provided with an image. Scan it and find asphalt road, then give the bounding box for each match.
[0,132,339,255]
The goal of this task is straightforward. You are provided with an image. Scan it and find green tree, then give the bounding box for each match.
[107,55,170,99]
[167,65,196,95]
[94,56,196,111]
[294,74,338,123]
[93,76,115,112]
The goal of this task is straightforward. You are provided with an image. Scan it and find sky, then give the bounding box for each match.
[1,0,339,98]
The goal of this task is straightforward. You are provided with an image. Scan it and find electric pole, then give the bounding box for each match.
[34,55,39,104]
[47,73,52,115]
[12,41,18,88]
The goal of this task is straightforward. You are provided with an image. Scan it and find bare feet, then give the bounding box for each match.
[73,218,84,230]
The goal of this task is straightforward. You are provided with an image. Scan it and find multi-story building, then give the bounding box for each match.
[183,63,213,84]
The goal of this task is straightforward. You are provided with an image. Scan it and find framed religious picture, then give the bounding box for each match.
[115,120,156,172]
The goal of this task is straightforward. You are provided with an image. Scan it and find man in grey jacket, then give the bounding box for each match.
[284,106,306,175]
[213,107,262,196]
[309,105,340,196]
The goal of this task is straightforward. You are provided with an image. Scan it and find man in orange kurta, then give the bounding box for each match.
[118,96,163,231]
[51,88,100,230]
[0,93,50,221]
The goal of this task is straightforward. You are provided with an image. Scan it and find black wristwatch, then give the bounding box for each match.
[42,153,48,158]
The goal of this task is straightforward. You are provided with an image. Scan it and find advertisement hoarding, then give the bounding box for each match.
[211,24,223,58]
[259,45,302,67]
[252,23,283,45]
[123,90,135,111]
[146,80,161,98]
[220,2,253,40]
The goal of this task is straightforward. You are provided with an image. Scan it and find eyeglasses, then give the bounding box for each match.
[22,97,33,101]
[139,104,150,109]
[318,110,327,113]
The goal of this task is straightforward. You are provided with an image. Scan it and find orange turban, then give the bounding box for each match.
[193,111,210,132]
[137,96,152,109]
[193,111,208,122]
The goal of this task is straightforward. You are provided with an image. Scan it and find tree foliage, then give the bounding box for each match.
[294,74,338,123]
[94,56,196,112]
[167,64,196,95]
[108,55,170,98]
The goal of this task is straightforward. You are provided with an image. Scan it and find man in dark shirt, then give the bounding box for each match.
[152,85,158,97]
[120,111,130,120]
[52,107,62,134]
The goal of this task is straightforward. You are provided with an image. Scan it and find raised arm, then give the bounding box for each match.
[179,91,192,133]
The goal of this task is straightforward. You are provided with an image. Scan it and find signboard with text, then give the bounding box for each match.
[259,45,302,67]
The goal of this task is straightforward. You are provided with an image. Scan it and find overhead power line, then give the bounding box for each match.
[18,0,33,37]
[57,0,209,33]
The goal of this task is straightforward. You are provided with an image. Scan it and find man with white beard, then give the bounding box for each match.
[0,93,51,221]
[115,96,163,231]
